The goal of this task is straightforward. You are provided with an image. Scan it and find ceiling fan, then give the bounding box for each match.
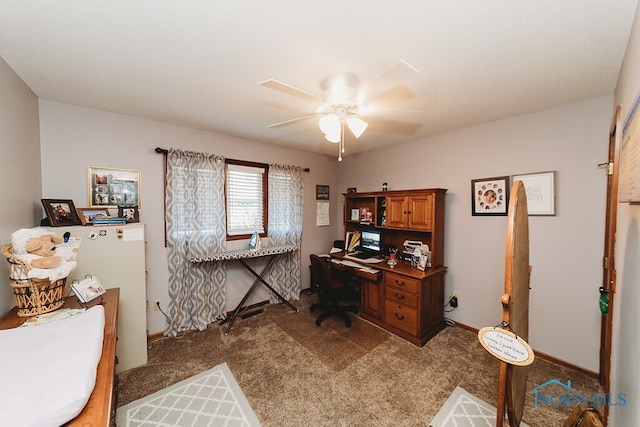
[260,60,423,161]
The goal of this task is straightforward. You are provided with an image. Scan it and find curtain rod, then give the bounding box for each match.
[154,147,310,172]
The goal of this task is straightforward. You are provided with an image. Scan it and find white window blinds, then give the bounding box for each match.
[226,163,265,236]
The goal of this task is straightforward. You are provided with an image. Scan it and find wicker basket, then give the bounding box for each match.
[2,244,66,317]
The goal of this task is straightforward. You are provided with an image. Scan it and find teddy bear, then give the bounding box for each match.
[24,233,64,269]
[11,228,65,269]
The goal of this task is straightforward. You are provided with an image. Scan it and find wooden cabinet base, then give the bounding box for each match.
[0,288,119,426]
[360,312,446,347]
[356,263,447,347]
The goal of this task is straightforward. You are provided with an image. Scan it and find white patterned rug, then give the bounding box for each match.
[116,363,261,426]
[429,386,530,427]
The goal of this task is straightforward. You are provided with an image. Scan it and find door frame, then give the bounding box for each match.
[599,105,621,424]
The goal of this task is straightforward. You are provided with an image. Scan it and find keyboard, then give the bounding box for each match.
[340,260,363,268]
[353,251,375,259]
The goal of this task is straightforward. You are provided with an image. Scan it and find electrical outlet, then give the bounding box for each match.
[154,300,161,311]
[450,296,459,308]
[451,291,458,298]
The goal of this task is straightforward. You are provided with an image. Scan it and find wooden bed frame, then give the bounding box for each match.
[0,288,119,426]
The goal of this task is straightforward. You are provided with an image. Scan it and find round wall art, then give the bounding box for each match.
[471,176,509,216]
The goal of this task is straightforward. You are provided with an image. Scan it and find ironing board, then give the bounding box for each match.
[191,244,299,334]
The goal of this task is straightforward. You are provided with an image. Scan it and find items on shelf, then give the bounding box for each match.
[345,231,361,252]
[92,217,127,226]
[359,207,373,223]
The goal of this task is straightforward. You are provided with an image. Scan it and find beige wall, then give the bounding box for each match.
[611,2,640,425]
[0,57,42,314]
[37,100,340,334]
[338,96,613,372]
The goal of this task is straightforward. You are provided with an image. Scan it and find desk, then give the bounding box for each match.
[191,244,299,334]
[331,251,447,346]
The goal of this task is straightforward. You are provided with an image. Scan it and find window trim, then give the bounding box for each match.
[225,159,268,241]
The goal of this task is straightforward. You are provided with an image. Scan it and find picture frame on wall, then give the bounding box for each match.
[88,166,141,208]
[471,176,510,216]
[41,199,82,226]
[316,185,330,200]
[77,207,110,226]
[512,171,556,215]
[118,205,140,223]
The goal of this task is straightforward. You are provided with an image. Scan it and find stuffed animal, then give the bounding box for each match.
[24,234,64,269]
[11,228,65,269]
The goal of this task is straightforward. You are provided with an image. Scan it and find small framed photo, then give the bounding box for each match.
[316,185,330,200]
[512,171,556,216]
[471,176,510,216]
[77,208,111,226]
[360,207,373,223]
[88,166,141,208]
[417,254,429,271]
[118,205,140,223]
[41,199,82,227]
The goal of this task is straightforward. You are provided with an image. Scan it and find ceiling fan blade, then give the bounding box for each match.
[267,114,316,128]
[260,79,323,103]
[366,106,424,115]
[366,117,423,135]
[368,84,416,106]
[367,60,420,92]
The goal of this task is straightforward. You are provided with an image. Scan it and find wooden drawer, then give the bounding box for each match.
[384,287,418,308]
[384,272,420,294]
[384,300,417,334]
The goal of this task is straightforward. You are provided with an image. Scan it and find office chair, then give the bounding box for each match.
[309,254,359,327]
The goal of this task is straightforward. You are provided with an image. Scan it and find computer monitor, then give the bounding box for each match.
[360,230,382,253]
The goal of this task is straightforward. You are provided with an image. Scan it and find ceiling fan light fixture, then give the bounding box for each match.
[324,128,341,143]
[346,116,368,138]
[319,114,339,135]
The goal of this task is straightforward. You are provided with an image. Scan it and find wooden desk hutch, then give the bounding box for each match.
[341,188,447,346]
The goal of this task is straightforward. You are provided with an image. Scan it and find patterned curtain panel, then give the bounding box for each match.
[267,163,304,302]
[165,148,227,337]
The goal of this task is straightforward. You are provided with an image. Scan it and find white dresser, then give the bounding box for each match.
[46,223,147,372]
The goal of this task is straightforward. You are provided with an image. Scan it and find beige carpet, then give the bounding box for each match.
[117,292,603,426]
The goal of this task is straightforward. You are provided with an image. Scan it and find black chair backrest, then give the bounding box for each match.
[310,254,331,289]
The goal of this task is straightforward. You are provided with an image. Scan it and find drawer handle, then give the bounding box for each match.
[395,279,405,286]
[395,313,405,321]
[395,293,405,300]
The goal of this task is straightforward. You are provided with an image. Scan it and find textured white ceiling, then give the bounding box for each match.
[0,1,637,158]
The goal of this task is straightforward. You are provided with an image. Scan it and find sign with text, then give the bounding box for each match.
[478,326,535,366]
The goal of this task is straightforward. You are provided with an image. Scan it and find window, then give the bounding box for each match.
[225,160,268,239]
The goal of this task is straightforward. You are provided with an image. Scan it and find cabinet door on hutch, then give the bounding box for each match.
[407,193,434,230]
[386,196,408,228]
[384,193,435,230]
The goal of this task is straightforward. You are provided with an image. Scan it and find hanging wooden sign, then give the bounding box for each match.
[478,326,535,366]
